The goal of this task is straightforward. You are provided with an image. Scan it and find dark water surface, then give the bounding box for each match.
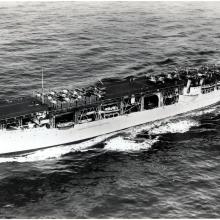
[0,1,220,218]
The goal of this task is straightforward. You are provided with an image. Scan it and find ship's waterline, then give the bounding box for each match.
[1,87,220,154]
[1,2,220,218]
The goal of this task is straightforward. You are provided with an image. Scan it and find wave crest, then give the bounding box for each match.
[104,136,159,152]
[149,119,200,135]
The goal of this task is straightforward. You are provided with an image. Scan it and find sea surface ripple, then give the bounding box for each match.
[0,1,220,218]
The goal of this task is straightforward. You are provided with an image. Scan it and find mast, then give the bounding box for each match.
[42,68,44,104]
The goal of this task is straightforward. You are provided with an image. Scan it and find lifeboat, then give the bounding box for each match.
[57,121,75,129]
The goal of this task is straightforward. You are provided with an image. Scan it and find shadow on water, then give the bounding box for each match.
[0,1,220,217]
[0,149,123,208]
[1,108,220,211]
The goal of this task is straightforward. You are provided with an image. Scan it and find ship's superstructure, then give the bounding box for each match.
[1,64,220,154]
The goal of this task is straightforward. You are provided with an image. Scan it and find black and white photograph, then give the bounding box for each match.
[0,0,220,218]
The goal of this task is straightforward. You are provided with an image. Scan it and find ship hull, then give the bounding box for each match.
[1,90,220,155]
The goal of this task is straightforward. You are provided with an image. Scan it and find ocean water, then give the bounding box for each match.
[0,1,220,218]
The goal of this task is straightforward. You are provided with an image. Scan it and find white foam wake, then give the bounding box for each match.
[149,119,200,135]
[124,120,166,139]
[0,133,115,163]
[104,136,159,152]
[103,118,200,152]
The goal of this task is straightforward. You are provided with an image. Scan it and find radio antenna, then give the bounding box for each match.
[42,67,44,104]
